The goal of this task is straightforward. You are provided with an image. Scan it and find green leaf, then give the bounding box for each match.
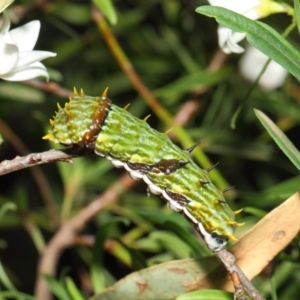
[53,3,90,25]
[123,246,147,271]
[0,291,37,300]
[195,6,300,80]
[91,227,111,294]
[294,0,300,36]
[242,175,300,207]
[93,0,118,25]
[43,275,71,300]
[154,68,232,104]
[149,231,194,259]
[0,259,16,290]
[65,277,85,300]
[161,26,200,73]
[254,109,300,171]
[0,83,45,103]
[175,289,233,300]
[0,202,17,220]
[163,221,207,257]
[91,218,129,293]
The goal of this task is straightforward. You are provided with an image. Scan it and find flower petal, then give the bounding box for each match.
[0,33,18,75]
[0,61,50,81]
[239,45,287,90]
[209,0,273,54]
[218,27,246,54]
[9,20,40,51]
[12,50,56,70]
[0,12,56,82]
[208,0,261,15]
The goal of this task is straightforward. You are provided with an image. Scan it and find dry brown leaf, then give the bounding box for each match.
[220,191,300,291]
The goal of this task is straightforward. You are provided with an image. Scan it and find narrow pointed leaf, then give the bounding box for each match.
[196,6,300,80]
[294,0,300,36]
[65,277,85,300]
[254,109,300,171]
[0,291,37,300]
[43,275,71,300]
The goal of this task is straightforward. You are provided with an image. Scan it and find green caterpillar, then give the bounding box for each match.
[44,88,242,252]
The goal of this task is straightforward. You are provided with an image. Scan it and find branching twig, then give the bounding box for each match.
[215,249,265,300]
[25,80,74,99]
[0,149,73,176]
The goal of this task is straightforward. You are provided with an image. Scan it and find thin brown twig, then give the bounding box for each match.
[192,48,228,97]
[0,149,73,176]
[73,235,95,247]
[215,249,265,300]
[25,80,74,99]
[170,99,200,140]
[230,271,246,300]
[207,48,228,72]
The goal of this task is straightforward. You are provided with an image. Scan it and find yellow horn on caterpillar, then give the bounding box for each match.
[124,103,130,110]
[143,114,151,122]
[228,234,238,241]
[101,87,109,97]
[73,87,78,96]
[234,208,243,215]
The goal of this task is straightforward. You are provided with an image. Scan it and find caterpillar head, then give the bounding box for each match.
[43,88,111,149]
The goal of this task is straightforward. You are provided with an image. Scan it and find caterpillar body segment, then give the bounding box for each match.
[44,91,237,251]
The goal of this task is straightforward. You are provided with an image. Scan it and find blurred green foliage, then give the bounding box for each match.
[0,0,299,300]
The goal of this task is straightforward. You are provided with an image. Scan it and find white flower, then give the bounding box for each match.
[239,45,287,90]
[0,11,56,81]
[208,0,288,54]
[0,0,13,13]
